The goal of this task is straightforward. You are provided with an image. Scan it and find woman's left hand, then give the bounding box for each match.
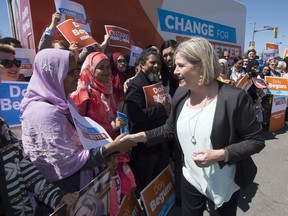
[192,149,225,167]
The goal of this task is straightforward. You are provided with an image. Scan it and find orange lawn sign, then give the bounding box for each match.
[140,166,176,216]
[56,19,97,50]
[142,82,170,109]
[117,193,142,216]
[105,25,131,50]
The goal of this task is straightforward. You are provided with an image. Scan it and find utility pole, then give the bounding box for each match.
[249,22,278,49]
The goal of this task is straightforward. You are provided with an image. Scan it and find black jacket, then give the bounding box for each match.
[146,81,265,188]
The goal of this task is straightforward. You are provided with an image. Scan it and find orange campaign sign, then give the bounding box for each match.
[56,19,97,50]
[269,95,287,133]
[235,74,253,92]
[142,82,170,108]
[265,42,279,54]
[117,193,142,216]
[265,77,288,96]
[283,49,288,58]
[105,25,131,50]
[140,166,176,216]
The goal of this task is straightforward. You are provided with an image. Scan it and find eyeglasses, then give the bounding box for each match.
[117,59,126,64]
[224,56,229,58]
[0,59,22,68]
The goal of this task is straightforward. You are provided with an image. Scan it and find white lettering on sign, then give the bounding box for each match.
[72,28,88,36]
[1,99,20,111]
[72,22,80,27]
[150,182,173,212]
[10,85,27,97]
[22,6,28,20]
[268,83,287,89]
[165,15,214,37]
[22,19,31,33]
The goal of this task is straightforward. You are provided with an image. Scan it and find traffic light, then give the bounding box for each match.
[274,27,278,38]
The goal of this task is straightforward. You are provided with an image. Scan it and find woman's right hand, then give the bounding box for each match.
[120,132,147,143]
[105,133,136,155]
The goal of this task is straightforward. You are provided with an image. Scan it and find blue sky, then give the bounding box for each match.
[1,0,288,57]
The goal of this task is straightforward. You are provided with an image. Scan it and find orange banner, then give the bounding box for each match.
[140,166,176,216]
[142,82,170,108]
[105,25,131,50]
[266,77,288,95]
[56,19,97,50]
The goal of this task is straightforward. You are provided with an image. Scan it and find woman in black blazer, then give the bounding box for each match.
[121,37,265,216]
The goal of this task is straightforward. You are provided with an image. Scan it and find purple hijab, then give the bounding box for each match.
[21,48,70,114]
[21,49,90,183]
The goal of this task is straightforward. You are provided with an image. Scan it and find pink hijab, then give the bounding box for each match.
[110,52,126,102]
[71,52,118,138]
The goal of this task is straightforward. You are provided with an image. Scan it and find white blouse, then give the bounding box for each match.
[176,98,239,209]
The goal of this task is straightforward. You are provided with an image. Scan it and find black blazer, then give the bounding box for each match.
[146,81,265,188]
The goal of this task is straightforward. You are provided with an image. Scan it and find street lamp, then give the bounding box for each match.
[250,22,278,49]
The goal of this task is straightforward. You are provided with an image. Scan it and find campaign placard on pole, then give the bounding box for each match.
[57,19,97,50]
[142,82,170,108]
[15,48,35,78]
[140,165,176,216]
[117,193,142,216]
[54,0,91,34]
[67,101,112,149]
[0,81,28,127]
[105,25,131,50]
[269,95,287,132]
[266,77,288,96]
[129,45,143,66]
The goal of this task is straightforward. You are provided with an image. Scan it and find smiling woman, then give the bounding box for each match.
[71,52,125,139]
[0,44,21,81]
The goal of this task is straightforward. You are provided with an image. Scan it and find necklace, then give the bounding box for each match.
[189,92,209,145]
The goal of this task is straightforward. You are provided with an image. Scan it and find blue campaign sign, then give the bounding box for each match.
[0,81,28,127]
[117,111,129,134]
[158,8,236,43]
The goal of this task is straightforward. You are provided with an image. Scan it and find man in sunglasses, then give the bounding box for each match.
[0,44,21,81]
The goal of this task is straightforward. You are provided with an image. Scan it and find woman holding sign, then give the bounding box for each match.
[20,49,134,208]
[122,38,265,216]
[71,52,125,139]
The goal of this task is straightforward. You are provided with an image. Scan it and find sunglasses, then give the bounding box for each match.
[0,59,22,68]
